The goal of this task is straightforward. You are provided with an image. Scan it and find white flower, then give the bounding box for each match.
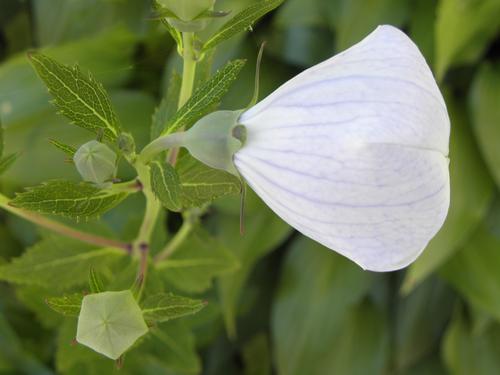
[233,25,450,272]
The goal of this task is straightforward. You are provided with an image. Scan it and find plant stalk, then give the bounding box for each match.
[132,162,161,294]
[168,31,198,165]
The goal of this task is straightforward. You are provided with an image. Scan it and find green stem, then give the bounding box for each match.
[0,193,131,252]
[132,162,161,295]
[154,219,193,263]
[178,32,197,108]
[168,31,198,166]
[139,132,186,164]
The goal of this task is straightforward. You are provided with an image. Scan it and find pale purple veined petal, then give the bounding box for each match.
[234,25,450,272]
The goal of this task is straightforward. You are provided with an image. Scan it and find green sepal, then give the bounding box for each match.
[89,266,105,294]
[182,110,244,176]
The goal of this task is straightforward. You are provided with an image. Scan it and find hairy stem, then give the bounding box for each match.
[168,31,198,165]
[132,162,161,292]
[139,132,186,163]
[178,32,197,108]
[0,193,131,252]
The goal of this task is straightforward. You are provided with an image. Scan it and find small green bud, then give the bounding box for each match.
[73,140,117,186]
[183,110,245,176]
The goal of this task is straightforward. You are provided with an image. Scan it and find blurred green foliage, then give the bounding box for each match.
[1,0,500,374]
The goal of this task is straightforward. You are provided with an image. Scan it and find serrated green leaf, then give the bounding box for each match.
[142,293,206,324]
[0,235,125,288]
[10,180,128,219]
[46,293,83,317]
[0,153,18,175]
[28,52,121,140]
[150,160,182,211]
[88,267,104,294]
[202,0,284,51]
[177,154,241,208]
[151,71,181,140]
[161,59,246,135]
[155,227,239,293]
[49,139,76,158]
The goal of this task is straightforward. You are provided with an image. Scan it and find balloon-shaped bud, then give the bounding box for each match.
[76,291,148,360]
[73,140,117,186]
[182,110,245,176]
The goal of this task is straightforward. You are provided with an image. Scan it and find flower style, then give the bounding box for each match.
[233,25,450,272]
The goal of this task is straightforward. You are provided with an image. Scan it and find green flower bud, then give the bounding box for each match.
[73,140,117,186]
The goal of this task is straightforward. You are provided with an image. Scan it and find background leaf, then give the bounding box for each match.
[469,62,500,189]
[440,211,500,322]
[271,236,374,375]
[0,235,125,288]
[155,227,239,293]
[434,0,500,79]
[443,309,500,375]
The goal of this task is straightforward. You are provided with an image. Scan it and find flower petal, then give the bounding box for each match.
[235,25,450,272]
